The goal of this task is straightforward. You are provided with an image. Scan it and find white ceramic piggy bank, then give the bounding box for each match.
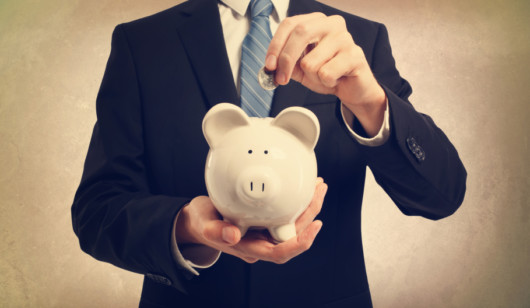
[202,103,320,242]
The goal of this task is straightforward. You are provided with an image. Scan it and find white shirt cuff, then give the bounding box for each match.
[340,99,390,147]
[171,208,222,276]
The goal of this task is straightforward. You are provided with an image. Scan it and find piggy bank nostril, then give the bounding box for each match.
[250,182,266,193]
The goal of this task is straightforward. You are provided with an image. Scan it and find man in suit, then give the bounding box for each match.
[72,0,467,307]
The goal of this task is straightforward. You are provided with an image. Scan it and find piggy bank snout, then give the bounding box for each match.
[236,167,279,204]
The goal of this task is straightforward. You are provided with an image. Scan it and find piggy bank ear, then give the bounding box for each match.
[202,103,251,149]
[272,107,320,150]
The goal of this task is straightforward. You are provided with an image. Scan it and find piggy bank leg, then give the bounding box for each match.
[269,223,297,242]
[237,225,249,238]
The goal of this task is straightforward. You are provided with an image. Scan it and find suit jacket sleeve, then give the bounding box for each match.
[71,25,188,291]
[358,23,467,219]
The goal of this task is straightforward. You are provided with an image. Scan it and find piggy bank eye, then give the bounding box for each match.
[264,150,269,154]
[248,150,253,154]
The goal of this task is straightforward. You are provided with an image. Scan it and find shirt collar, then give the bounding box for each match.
[220,0,289,21]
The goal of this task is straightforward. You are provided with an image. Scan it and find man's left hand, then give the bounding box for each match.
[266,13,387,137]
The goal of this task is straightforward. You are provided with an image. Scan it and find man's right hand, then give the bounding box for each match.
[175,178,327,264]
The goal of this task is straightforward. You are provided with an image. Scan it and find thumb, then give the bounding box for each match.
[202,220,241,246]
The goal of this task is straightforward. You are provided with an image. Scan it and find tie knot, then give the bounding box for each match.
[250,0,273,18]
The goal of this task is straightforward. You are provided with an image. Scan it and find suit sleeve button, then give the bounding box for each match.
[406,137,426,162]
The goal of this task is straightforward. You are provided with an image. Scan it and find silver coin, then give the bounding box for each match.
[258,66,277,91]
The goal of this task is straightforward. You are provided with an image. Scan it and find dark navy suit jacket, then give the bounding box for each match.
[72,0,467,307]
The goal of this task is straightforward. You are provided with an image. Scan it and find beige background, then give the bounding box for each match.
[0,0,528,307]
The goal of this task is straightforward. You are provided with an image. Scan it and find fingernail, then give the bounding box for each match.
[222,227,235,244]
[314,221,323,235]
[265,54,276,70]
[319,184,328,195]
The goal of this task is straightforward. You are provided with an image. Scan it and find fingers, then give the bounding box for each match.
[182,178,327,265]
[265,13,321,73]
[274,20,329,84]
[229,178,327,264]
[300,32,359,88]
[214,230,276,264]
[182,196,242,246]
[267,13,329,85]
[267,14,350,86]
[229,220,323,264]
[202,220,241,246]
[267,220,323,264]
[295,178,327,234]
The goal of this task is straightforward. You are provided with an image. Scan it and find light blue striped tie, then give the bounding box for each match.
[240,0,274,118]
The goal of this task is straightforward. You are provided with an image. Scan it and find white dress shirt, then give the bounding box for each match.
[172,0,391,276]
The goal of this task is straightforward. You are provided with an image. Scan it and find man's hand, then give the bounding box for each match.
[175,178,327,264]
[265,13,387,137]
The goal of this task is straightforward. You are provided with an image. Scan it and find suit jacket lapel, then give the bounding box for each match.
[270,0,323,116]
[175,0,324,115]
[177,0,239,109]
